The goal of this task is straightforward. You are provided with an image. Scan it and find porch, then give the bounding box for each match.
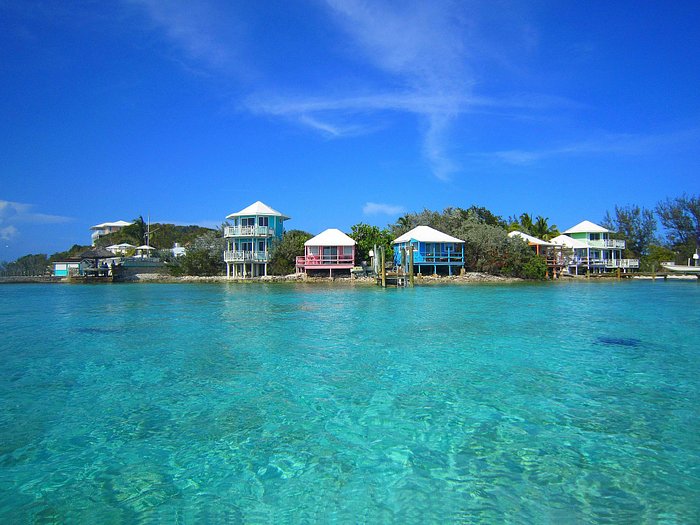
[223,250,270,263]
[223,226,275,238]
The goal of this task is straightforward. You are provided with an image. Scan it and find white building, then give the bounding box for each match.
[90,220,132,245]
[551,220,639,274]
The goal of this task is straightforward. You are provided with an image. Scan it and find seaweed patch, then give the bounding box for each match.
[75,327,123,335]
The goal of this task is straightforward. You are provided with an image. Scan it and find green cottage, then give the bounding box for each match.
[553,220,639,274]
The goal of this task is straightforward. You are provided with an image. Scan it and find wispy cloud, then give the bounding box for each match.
[128,0,249,77]
[490,128,700,165]
[0,200,72,225]
[0,200,72,243]
[260,0,471,180]
[363,202,405,216]
[0,226,18,241]
[129,1,572,180]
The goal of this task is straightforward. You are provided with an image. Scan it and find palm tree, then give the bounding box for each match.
[517,213,535,235]
[531,216,559,241]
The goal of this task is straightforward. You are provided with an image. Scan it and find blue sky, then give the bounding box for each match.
[1,1,699,261]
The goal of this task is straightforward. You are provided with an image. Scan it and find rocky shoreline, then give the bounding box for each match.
[114,271,523,284]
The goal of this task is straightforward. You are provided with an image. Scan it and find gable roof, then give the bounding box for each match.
[508,230,556,246]
[563,220,609,234]
[305,228,356,247]
[550,234,589,249]
[90,220,132,230]
[393,225,464,244]
[226,201,290,220]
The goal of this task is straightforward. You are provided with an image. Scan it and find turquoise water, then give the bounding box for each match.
[1,281,699,523]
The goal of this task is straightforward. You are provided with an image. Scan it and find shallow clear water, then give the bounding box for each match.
[1,281,699,523]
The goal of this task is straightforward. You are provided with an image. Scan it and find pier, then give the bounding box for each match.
[374,245,415,288]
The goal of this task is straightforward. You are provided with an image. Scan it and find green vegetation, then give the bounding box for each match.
[601,193,700,268]
[268,230,313,275]
[602,205,657,258]
[508,213,559,240]
[388,206,545,279]
[349,223,393,263]
[166,231,225,277]
[0,254,50,276]
[95,216,216,250]
[655,194,700,261]
[4,193,698,279]
[48,244,92,262]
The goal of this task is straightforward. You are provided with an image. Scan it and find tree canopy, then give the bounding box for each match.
[268,230,313,275]
[602,205,657,258]
[656,194,700,259]
[350,223,393,263]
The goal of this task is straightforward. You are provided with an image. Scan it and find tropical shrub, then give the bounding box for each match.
[268,230,312,275]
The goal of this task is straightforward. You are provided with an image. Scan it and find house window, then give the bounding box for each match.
[323,246,338,257]
[343,246,353,255]
[258,240,266,252]
[590,233,600,241]
[258,216,269,227]
[241,217,255,227]
[240,241,253,251]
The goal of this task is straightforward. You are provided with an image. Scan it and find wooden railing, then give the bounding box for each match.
[570,257,639,268]
[224,226,275,237]
[224,250,269,262]
[604,259,639,268]
[588,239,626,249]
[296,255,355,266]
[411,253,464,264]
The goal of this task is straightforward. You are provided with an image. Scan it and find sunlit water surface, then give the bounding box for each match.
[1,281,699,523]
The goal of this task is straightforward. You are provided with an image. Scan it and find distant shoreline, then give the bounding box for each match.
[0,272,521,285]
[1,272,696,285]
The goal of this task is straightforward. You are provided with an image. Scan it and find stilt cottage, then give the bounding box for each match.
[392,225,465,275]
[223,201,289,278]
[552,220,639,274]
[295,228,356,276]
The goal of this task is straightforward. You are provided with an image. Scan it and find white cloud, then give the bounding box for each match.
[363,202,405,216]
[130,1,578,180]
[0,226,18,241]
[128,0,249,76]
[0,200,72,224]
[490,128,700,165]
[277,0,471,180]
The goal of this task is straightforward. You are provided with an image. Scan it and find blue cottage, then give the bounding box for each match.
[393,225,465,275]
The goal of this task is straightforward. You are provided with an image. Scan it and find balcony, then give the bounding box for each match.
[570,257,639,269]
[411,253,464,264]
[604,258,640,269]
[588,239,626,249]
[296,254,355,268]
[224,226,274,238]
[224,250,269,263]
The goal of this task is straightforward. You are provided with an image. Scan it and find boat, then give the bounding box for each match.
[661,262,700,274]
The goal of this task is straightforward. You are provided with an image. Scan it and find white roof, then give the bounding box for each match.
[226,201,290,220]
[305,228,356,247]
[106,243,136,249]
[563,220,609,234]
[550,234,589,249]
[135,245,155,250]
[393,225,464,244]
[508,231,556,246]
[90,220,133,230]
